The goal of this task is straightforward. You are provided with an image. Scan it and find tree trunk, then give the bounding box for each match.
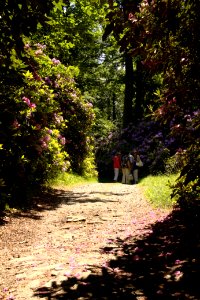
[134,60,144,123]
[123,52,134,128]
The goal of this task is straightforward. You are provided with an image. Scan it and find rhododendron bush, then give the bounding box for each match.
[100,0,200,207]
[0,43,96,207]
[96,118,173,180]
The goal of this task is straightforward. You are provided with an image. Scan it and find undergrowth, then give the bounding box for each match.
[140,173,179,209]
[47,172,98,189]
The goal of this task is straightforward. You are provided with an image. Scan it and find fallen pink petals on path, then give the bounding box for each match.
[0,183,171,299]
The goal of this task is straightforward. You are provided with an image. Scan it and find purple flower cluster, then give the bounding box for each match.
[96,117,184,176]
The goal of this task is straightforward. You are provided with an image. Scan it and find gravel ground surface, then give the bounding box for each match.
[0,182,179,300]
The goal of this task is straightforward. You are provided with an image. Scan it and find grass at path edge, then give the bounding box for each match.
[140,174,178,209]
[47,172,98,189]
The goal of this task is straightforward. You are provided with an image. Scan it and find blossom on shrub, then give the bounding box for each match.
[0,42,96,207]
[22,96,31,106]
[12,120,20,129]
[35,49,43,56]
[52,58,60,65]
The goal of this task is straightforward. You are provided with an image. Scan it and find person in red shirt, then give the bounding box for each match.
[113,151,121,182]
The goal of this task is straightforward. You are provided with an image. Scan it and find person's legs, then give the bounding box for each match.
[125,168,130,184]
[133,169,139,183]
[114,168,119,181]
[122,168,126,183]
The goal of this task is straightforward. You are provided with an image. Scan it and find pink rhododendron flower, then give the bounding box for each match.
[35,43,46,50]
[165,252,172,257]
[128,13,137,23]
[113,267,120,273]
[156,290,163,295]
[47,129,53,134]
[12,120,20,129]
[60,137,66,145]
[40,141,48,149]
[24,43,31,50]
[175,259,181,265]
[134,247,143,253]
[54,114,63,124]
[52,58,60,65]
[80,282,88,286]
[29,103,36,109]
[102,262,109,268]
[22,96,30,106]
[175,270,182,276]
[43,135,51,142]
[71,92,77,98]
[174,270,183,281]
[35,49,43,55]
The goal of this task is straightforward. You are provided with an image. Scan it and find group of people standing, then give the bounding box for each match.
[113,149,143,184]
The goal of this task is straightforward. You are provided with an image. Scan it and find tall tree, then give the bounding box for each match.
[123,51,134,127]
[103,0,150,127]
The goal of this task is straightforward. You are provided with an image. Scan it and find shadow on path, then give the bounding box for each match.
[0,186,129,223]
[34,204,200,299]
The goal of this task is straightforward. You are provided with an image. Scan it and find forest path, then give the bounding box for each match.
[0,182,171,299]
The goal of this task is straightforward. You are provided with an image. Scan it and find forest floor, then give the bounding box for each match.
[0,182,199,300]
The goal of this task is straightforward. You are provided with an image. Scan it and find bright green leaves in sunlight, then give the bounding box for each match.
[52,0,66,12]
[0,40,96,207]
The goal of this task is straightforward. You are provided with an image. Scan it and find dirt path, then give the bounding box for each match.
[0,183,171,299]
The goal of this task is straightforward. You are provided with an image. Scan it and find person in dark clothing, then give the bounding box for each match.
[130,149,143,184]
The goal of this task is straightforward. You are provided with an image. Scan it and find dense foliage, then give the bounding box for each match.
[0,42,96,207]
[0,0,199,209]
[96,0,200,206]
